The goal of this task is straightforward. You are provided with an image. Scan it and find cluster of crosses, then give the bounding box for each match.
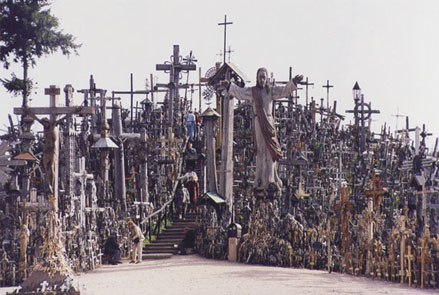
[0,45,437,292]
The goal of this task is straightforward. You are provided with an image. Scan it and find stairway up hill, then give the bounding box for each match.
[142,212,199,259]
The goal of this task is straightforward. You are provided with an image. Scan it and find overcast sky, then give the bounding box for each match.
[2,0,439,148]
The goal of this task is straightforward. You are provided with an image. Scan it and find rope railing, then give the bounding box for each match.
[139,136,188,240]
[140,180,179,225]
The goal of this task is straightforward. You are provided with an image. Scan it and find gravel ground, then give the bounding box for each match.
[2,255,437,295]
[75,255,438,295]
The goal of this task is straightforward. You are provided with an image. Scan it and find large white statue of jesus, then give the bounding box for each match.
[226,68,303,189]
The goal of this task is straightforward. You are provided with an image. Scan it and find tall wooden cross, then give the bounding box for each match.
[218,15,233,64]
[417,236,433,289]
[156,45,196,128]
[364,174,387,211]
[364,174,387,275]
[14,85,94,211]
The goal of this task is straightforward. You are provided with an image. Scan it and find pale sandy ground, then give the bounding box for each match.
[2,255,438,295]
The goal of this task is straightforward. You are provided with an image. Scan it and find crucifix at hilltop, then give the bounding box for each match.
[14,85,95,210]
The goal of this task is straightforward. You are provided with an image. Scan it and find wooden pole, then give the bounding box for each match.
[150,73,155,104]
[420,238,425,288]
[219,91,234,213]
[405,245,414,287]
[366,196,373,276]
[202,111,219,193]
[327,220,331,273]
[112,103,127,213]
[215,62,222,150]
[46,85,60,211]
[199,67,202,112]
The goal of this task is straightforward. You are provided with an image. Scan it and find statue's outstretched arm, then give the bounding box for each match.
[229,83,253,101]
[271,75,303,100]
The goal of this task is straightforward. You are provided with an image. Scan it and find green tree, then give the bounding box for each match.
[0,0,80,107]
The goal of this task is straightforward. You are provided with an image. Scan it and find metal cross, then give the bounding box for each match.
[420,124,432,148]
[216,51,223,63]
[218,15,233,64]
[391,108,405,130]
[183,51,198,104]
[299,77,314,106]
[226,46,234,63]
[322,80,333,110]
[77,75,106,109]
[345,94,380,152]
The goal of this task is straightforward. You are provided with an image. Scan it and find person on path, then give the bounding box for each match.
[104,230,121,265]
[127,220,144,264]
[185,110,196,142]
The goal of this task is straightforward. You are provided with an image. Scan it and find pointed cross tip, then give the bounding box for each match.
[353,82,361,90]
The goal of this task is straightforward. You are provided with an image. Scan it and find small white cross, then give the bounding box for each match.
[40,281,49,292]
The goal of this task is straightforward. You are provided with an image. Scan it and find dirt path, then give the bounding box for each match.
[67,255,435,295]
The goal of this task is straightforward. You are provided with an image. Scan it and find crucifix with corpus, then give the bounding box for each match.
[14,85,95,211]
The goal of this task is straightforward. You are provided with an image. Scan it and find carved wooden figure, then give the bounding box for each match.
[18,215,30,281]
[15,86,94,209]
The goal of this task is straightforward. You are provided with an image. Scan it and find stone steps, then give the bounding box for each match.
[143,212,200,257]
[142,253,173,259]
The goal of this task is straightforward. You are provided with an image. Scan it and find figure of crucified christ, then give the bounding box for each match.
[23,106,83,195]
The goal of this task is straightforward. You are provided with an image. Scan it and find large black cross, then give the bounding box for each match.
[218,15,233,64]
[156,45,196,128]
[420,124,433,148]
